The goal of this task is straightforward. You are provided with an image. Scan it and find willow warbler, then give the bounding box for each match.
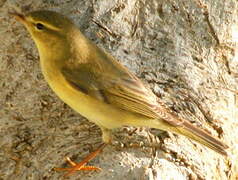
[12,10,228,175]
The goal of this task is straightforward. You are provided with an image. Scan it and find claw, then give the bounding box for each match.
[54,143,106,176]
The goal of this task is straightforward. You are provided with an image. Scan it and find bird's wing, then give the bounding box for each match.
[61,59,183,126]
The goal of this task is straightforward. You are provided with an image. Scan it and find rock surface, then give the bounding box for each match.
[0,0,237,179]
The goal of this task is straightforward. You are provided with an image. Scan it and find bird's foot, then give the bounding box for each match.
[54,143,107,177]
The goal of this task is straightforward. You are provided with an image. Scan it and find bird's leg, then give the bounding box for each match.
[101,127,112,144]
[54,128,111,177]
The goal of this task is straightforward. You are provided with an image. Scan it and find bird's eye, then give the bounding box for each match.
[35,23,44,30]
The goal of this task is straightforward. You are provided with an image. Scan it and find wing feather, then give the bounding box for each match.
[62,61,182,126]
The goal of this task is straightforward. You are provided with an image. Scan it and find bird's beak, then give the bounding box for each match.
[10,12,27,25]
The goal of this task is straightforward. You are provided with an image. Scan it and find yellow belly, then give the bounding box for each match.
[42,68,140,129]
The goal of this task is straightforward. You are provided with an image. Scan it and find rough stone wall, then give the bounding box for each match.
[0,0,237,179]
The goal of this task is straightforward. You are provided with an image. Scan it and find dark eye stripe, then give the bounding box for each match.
[36,23,44,30]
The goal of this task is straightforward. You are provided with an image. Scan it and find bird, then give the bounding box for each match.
[11,10,228,176]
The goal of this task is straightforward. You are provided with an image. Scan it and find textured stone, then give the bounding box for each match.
[0,0,237,179]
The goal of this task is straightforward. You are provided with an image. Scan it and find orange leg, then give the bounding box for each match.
[54,143,107,177]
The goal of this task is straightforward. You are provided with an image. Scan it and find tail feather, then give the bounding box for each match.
[126,114,228,155]
[175,121,228,155]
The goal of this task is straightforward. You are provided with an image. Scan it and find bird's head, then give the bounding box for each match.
[12,10,76,61]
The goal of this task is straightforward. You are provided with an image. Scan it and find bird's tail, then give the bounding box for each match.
[125,113,228,155]
[173,120,228,155]
[133,117,229,155]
